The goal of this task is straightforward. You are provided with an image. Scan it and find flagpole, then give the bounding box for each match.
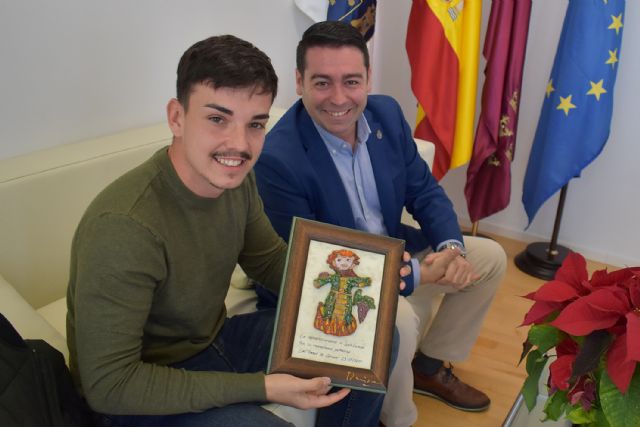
[514,184,571,280]
[463,221,492,240]
[465,221,490,239]
[471,221,479,236]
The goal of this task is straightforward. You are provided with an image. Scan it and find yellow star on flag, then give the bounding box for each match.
[546,79,555,98]
[587,80,607,101]
[608,14,623,35]
[605,48,619,68]
[557,95,576,116]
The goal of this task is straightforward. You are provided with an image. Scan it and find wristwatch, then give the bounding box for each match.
[439,241,467,258]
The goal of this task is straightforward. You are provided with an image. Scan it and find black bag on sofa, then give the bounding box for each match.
[0,313,92,426]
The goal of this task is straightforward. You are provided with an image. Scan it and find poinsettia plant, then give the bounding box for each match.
[520,252,640,426]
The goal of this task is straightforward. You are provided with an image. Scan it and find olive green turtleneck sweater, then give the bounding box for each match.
[66,147,287,415]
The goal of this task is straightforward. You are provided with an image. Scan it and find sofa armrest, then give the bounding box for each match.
[0,272,68,360]
[402,138,436,229]
[36,298,68,339]
[8,267,316,425]
[414,137,435,170]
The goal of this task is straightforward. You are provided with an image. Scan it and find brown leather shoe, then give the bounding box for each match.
[412,361,490,412]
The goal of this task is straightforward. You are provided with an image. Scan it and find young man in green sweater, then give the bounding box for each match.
[66,35,405,427]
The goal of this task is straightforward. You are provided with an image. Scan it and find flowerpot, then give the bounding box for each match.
[502,393,572,426]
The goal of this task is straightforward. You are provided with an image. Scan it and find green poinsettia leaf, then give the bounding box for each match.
[528,324,565,354]
[566,405,596,424]
[519,339,534,365]
[571,330,612,381]
[525,348,546,373]
[542,390,567,421]
[593,408,611,427]
[523,350,548,411]
[600,366,640,427]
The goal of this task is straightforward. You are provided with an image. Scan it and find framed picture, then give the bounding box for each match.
[267,217,404,393]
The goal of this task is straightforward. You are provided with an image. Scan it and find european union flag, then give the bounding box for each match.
[328,0,377,41]
[522,0,625,225]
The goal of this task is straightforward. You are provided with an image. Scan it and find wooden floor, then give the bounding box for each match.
[411,233,616,427]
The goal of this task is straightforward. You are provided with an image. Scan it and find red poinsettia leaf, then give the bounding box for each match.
[567,376,596,412]
[608,324,626,337]
[534,280,580,302]
[592,267,635,289]
[521,301,562,326]
[582,288,630,314]
[522,291,537,300]
[625,311,640,362]
[606,333,636,393]
[551,297,620,336]
[581,378,596,412]
[628,276,640,308]
[549,354,576,391]
[569,390,583,406]
[580,279,593,293]
[589,268,611,287]
[556,337,579,357]
[555,252,588,290]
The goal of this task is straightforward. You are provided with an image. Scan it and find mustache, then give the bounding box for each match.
[212,151,252,161]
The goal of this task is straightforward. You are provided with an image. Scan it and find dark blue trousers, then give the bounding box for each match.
[96,309,393,426]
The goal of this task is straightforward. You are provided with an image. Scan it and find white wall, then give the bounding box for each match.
[373,0,639,268]
[1,1,637,267]
[0,0,308,159]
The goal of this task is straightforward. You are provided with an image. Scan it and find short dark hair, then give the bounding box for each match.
[176,35,278,108]
[296,21,370,76]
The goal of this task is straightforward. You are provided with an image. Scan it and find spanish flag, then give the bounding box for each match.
[406,0,482,180]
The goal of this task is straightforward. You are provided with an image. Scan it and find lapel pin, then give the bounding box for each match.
[376,129,383,140]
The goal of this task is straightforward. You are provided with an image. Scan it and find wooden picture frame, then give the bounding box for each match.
[267,217,404,393]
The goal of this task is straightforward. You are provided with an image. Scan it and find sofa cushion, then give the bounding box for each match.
[0,273,68,360]
[36,289,259,341]
[0,125,172,309]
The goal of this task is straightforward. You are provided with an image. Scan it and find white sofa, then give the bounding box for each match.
[0,105,434,426]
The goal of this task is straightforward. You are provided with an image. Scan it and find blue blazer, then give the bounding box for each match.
[255,96,463,287]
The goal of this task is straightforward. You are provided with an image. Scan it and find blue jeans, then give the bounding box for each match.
[95,309,394,427]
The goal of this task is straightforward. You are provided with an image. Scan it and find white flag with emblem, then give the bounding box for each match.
[294,0,328,22]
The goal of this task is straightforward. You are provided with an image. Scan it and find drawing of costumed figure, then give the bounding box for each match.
[313,249,376,336]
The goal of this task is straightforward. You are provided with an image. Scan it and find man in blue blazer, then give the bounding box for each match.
[255,22,506,427]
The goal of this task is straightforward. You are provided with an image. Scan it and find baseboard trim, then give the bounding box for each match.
[458,218,631,268]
